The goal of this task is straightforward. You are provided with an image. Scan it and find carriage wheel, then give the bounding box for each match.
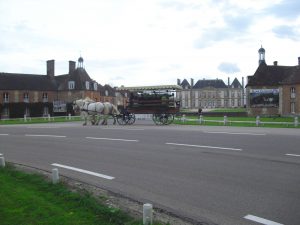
[127,113,136,125]
[152,113,174,125]
[116,114,127,125]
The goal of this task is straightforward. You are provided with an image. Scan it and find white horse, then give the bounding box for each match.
[73,98,119,126]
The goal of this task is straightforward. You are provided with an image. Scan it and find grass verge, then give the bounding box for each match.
[0,164,163,225]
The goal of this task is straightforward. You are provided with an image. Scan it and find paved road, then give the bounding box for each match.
[1,121,300,225]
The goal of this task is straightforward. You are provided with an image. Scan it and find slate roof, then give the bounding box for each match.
[246,63,300,87]
[231,78,242,88]
[0,73,57,91]
[180,79,191,88]
[193,79,227,89]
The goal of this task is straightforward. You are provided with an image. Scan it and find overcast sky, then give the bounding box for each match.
[0,0,299,87]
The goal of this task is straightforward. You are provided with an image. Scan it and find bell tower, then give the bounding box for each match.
[258,45,266,65]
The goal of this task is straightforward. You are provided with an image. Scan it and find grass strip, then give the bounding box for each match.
[0,164,162,225]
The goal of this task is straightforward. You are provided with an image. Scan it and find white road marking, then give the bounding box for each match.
[25,134,66,138]
[204,131,266,136]
[244,214,284,225]
[51,163,115,180]
[86,137,139,142]
[0,153,2,156]
[166,142,242,151]
[101,128,145,131]
[0,134,9,136]
[286,154,300,157]
[27,127,60,129]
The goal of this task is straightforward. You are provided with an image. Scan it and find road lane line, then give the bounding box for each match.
[86,137,139,142]
[101,128,145,131]
[0,153,2,156]
[27,127,60,129]
[25,134,66,138]
[244,215,283,225]
[203,131,266,136]
[0,134,9,136]
[166,142,242,151]
[51,163,115,180]
[286,153,300,157]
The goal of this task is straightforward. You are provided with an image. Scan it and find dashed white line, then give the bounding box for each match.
[244,214,283,225]
[86,137,139,142]
[101,127,145,131]
[204,131,266,136]
[166,142,242,151]
[0,153,3,156]
[27,127,60,129]
[51,163,115,180]
[286,153,300,157]
[25,134,66,138]
[0,134,9,136]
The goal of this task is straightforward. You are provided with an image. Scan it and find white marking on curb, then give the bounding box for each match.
[0,134,9,136]
[25,134,66,138]
[86,137,139,142]
[286,154,300,157]
[204,131,266,136]
[244,214,284,225]
[51,163,115,180]
[166,142,242,151]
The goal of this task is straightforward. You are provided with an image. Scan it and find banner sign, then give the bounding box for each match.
[250,89,279,107]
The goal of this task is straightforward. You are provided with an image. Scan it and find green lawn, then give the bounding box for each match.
[0,165,164,225]
[0,116,82,125]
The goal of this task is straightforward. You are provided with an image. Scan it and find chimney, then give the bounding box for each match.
[228,77,230,87]
[177,79,181,86]
[242,77,244,89]
[46,60,55,78]
[298,57,300,66]
[69,61,76,74]
[273,61,278,66]
[190,78,194,88]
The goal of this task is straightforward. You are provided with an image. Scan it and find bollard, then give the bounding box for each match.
[48,114,51,122]
[0,157,5,168]
[24,114,27,122]
[143,203,153,225]
[256,116,260,126]
[294,117,298,127]
[52,168,59,184]
[224,115,227,125]
[68,113,71,120]
[199,115,203,124]
[182,114,186,123]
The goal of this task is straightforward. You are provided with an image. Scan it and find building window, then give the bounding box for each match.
[24,93,29,103]
[105,90,108,96]
[68,81,75,90]
[86,81,90,90]
[125,92,128,98]
[291,87,296,98]
[93,83,98,91]
[3,92,9,103]
[42,93,48,102]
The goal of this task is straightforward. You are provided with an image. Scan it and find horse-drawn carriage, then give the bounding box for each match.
[116,85,182,125]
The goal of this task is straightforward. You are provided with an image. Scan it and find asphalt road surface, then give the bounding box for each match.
[1,120,300,225]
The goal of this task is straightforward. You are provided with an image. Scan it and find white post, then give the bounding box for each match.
[143,203,153,225]
[294,116,298,127]
[199,115,203,124]
[0,157,5,167]
[52,168,59,184]
[48,114,51,122]
[68,113,71,120]
[256,116,260,126]
[224,115,227,125]
[24,114,27,122]
[182,114,186,123]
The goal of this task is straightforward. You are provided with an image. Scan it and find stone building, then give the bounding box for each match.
[177,77,244,109]
[246,47,300,116]
[0,57,125,118]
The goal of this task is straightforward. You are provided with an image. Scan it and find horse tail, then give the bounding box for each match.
[112,104,120,115]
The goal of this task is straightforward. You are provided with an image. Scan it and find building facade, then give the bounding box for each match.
[0,57,126,118]
[177,77,244,109]
[246,47,300,116]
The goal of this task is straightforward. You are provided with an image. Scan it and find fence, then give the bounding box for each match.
[177,115,299,128]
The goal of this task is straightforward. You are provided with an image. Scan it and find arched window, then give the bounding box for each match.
[291,87,296,98]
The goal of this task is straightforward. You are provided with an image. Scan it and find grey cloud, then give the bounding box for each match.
[90,58,144,69]
[272,25,299,41]
[266,0,300,19]
[218,62,240,74]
